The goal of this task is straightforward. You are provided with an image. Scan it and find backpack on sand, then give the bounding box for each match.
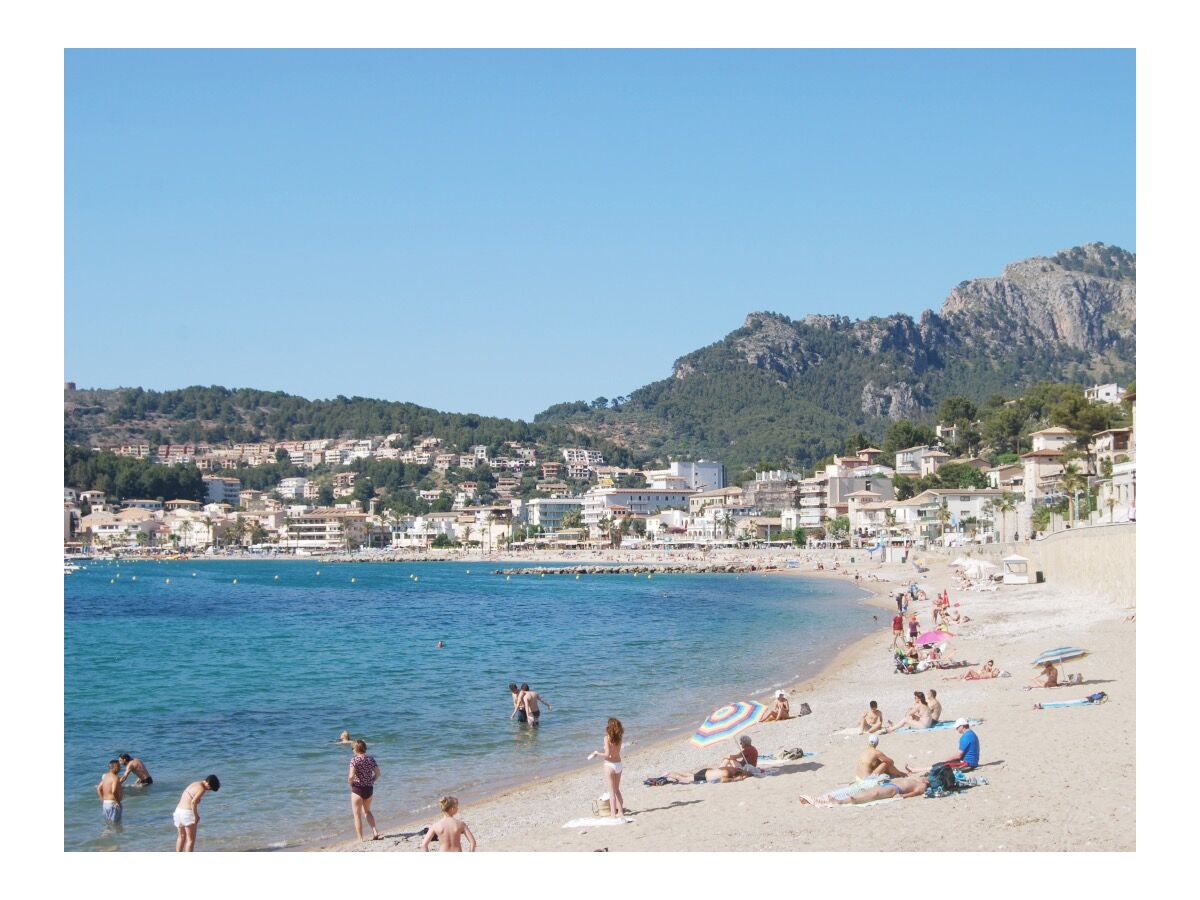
[924,763,959,798]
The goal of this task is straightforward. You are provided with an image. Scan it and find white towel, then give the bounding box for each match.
[563,817,635,828]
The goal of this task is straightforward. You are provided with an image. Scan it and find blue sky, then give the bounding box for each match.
[65,50,1134,420]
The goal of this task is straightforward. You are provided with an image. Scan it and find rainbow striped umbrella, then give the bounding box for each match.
[690,701,767,748]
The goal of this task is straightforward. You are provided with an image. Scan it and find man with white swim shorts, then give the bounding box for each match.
[96,759,123,827]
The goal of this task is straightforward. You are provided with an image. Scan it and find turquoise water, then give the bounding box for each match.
[64,559,871,851]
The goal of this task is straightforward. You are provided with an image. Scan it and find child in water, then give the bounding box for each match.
[421,796,476,852]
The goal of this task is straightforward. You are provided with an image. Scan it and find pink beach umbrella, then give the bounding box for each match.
[916,630,954,645]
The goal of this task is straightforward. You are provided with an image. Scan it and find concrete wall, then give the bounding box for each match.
[926,523,1136,604]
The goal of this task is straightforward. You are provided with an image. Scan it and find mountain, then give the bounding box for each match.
[66,243,1135,471]
[533,243,1135,467]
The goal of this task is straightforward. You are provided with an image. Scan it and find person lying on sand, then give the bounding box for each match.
[761,690,791,722]
[799,774,928,807]
[946,659,997,681]
[857,735,904,779]
[663,766,750,785]
[421,796,476,852]
[859,700,888,733]
[1026,662,1059,690]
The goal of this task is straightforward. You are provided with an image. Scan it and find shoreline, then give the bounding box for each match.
[324,550,1134,852]
[318,559,899,851]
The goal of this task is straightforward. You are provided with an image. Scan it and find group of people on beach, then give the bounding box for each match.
[95,753,220,851]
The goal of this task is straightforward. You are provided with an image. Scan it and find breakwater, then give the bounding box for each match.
[493,563,782,575]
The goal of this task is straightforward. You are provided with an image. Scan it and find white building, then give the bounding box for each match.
[643,460,725,492]
[524,497,584,532]
[1085,383,1127,406]
[203,476,242,505]
[582,487,693,528]
[894,445,936,477]
[278,477,310,500]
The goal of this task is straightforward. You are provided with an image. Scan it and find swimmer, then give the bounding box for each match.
[337,730,353,744]
[436,640,444,649]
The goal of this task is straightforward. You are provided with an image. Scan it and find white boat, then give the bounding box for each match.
[64,561,83,574]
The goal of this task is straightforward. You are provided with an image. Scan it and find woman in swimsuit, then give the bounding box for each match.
[348,739,381,841]
[952,659,998,681]
[589,717,625,817]
[898,691,933,730]
[173,775,220,852]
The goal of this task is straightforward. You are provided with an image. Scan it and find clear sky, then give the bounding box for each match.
[65,49,1134,420]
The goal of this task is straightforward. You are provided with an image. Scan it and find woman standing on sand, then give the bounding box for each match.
[589,718,625,817]
[348,740,381,841]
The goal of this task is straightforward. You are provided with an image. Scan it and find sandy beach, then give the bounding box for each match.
[325,550,1135,852]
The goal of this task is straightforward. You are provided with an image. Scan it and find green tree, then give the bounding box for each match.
[937,396,977,425]
[1061,462,1088,525]
[936,500,951,540]
[827,515,850,540]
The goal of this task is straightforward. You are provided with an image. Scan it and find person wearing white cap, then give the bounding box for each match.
[761,690,791,723]
[906,718,980,775]
[856,733,904,779]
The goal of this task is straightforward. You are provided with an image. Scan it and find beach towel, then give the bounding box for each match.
[1034,692,1108,710]
[563,817,635,828]
[892,718,981,734]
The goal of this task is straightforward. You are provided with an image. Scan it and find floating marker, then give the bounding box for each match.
[274,575,279,581]
[165,578,170,584]
[647,575,652,581]
[351,577,356,584]
[192,572,196,577]
[233,578,238,584]
[466,569,470,574]
[576,574,580,580]
[131,576,137,582]
[316,570,320,576]
[413,576,418,582]
[506,575,511,581]
[110,579,115,584]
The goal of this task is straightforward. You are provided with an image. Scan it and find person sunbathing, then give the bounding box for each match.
[856,735,904,779]
[799,774,928,807]
[947,659,997,681]
[761,690,791,722]
[663,766,750,785]
[897,691,933,730]
[859,700,888,734]
[1026,662,1059,689]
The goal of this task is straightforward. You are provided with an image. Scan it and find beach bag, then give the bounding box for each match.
[797,702,812,717]
[591,794,612,816]
[924,763,958,798]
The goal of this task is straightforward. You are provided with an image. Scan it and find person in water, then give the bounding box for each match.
[508,683,527,724]
[118,753,152,786]
[96,759,123,828]
[520,683,552,726]
[421,795,476,852]
[173,775,220,852]
[337,730,353,744]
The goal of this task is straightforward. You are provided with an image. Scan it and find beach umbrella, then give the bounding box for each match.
[689,701,766,748]
[916,630,954,645]
[1032,647,1088,667]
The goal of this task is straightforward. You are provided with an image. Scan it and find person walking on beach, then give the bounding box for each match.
[173,775,219,851]
[588,717,625,817]
[117,753,152,786]
[97,759,123,828]
[348,740,381,842]
[509,683,528,724]
[420,796,476,852]
[520,683,553,726]
[891,613,903,648]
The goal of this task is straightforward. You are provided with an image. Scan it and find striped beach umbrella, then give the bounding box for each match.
[1032,647,1088,667]
[690,701,766,748]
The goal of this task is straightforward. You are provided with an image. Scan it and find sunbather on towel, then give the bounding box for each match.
[946,659,997,681]
[799,774,928,807]
[856,735,904,779]
[1026,661,1059,689]
[761,690,791,722]
[663,766,749,785]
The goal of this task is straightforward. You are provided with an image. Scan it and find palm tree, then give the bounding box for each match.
[657,521,668,544]
[1106,496,1117,523]
[720,511,735,540]
[980,501,995,538]
[463,524,473,546]
[203,515,215,549]
[936,500,951,541]
[597,514,612,543]
[994,492,1018,543]
[1061,463,1087,525]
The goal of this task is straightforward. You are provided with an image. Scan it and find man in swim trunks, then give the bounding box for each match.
[664,766,749,785]
[907,719,980,774]
[508,683,527,724]
[799,774,928,806]
[859,700,887,733]
[520,683,552,726]
[96,759,123,827]
[856,734,904,779]
[118,753,152,786]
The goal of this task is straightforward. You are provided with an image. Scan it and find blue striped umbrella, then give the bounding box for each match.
[1032,647,1088,666]
[690,701,766,748]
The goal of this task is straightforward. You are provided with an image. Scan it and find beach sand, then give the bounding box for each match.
[328,553,1135,852]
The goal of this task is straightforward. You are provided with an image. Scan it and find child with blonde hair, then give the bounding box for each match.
[421,796,476,852]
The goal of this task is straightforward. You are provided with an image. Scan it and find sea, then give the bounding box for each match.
[64,558,873,851]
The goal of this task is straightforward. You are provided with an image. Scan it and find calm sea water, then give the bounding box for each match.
[64,559,871,851]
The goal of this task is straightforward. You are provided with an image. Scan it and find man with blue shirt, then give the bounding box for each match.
[907,718,980,774]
